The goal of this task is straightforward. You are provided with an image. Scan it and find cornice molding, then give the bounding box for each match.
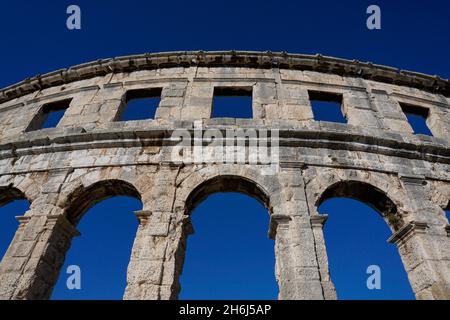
[1,51,449,104]
[387,221,428,245]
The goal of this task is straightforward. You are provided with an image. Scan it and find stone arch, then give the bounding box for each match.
[42,178,143,299]
[174,166,281,216]
[185,175,271,215]
[174,167,279,299]
[308,169,421,299]
[305,169,408,231]
[62,179,142,225]
[0,186,28,207]
[0,185,31,264]
[0,185,37,299]
[316,180,402,231]
[123,166,283,300]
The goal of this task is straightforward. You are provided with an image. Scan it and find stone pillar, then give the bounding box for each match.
[123,210,192,300]
[269,213,328,300]
[0,213,79,300]
[390,175,450,300]
[310,215,337,300]
[388,221,450,299]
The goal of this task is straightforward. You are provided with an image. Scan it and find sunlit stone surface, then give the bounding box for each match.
[0,51,449,300]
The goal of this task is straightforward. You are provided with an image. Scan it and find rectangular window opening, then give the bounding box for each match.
[211,87,253,119]
[400,103,433,136]
[26,99,71,131]
[309,91,346,123]
[120,88,162,121]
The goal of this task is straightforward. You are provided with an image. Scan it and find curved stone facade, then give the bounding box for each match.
[0,51,449,300]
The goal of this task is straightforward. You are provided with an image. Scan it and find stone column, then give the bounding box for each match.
[0,213,79,300]
[123,210,192,300]
[310,215,337,300]
[388,221,450,299]
[269,213,327,300]
[390,175,450,299]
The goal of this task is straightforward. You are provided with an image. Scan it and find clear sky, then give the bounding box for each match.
[0,0,449,300]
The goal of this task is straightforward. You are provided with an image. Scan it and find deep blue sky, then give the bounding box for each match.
[213,96,253,119]
[0,0,450,87]
[179,193,277,300]
[320,199,415,299]
[0,0,449,300]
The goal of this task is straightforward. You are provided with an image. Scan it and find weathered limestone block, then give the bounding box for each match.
[386,176,450,299]
[182,82,213,120]
[389,222,450,299]
[253,82,278,119]
[343,91,382,128]
[274,85,313,121]
[427,108,450,141]
[271,213,326,299]
[369,89,414,133]
[124,210,190,300]
[154,82,186,120]
[0,213,78,300]
[310,215,336,300]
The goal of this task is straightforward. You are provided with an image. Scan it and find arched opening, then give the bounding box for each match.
[63,180,142,226]
[0,187,30,262]
[317,181,415,299]
[51,180,142,299]
[179,175,278,299]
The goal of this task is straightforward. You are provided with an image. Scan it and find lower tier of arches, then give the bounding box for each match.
[0,163,449,300]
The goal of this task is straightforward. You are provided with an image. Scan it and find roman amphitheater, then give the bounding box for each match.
[0,51,449,300]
